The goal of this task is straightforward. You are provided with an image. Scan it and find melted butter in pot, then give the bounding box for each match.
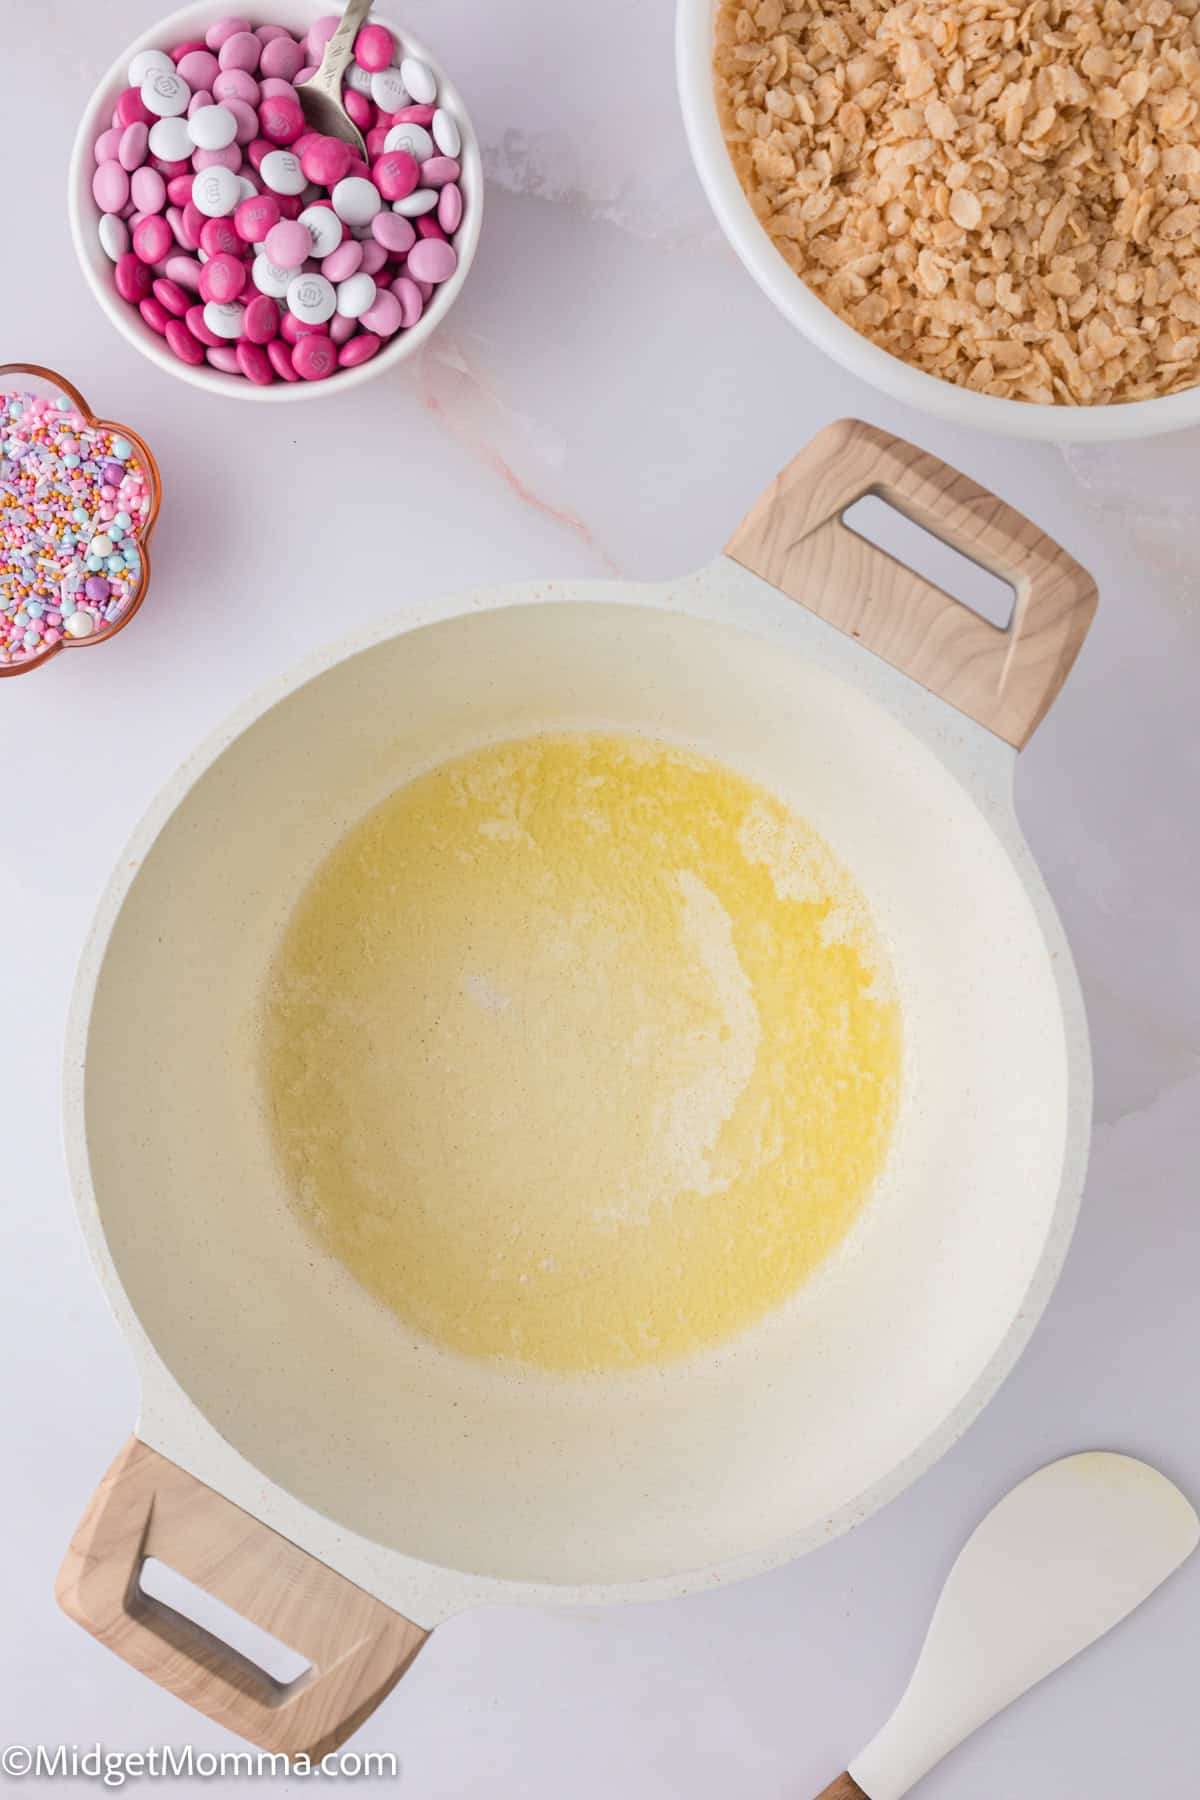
[261,733,901,1373]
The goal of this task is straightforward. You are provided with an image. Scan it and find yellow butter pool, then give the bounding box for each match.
[261,733,901,1373]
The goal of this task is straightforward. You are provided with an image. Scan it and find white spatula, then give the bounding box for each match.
[815,1454,1198,1799]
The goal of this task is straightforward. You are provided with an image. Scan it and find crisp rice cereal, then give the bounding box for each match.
[714,0,1200,405]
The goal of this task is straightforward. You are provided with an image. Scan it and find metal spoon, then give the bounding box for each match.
[296,0,373,159]
[814,1453,1198,1799]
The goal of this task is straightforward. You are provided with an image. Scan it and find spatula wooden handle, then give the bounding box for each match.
[726,419,1097,748]
[813,1775,868,1799]
[57,1438,428,1760]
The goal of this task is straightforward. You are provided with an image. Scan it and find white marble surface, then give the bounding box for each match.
[2,3,1199,1794]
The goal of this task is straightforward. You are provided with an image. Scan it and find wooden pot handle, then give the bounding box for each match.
[56,1438,428,1760]
[813,1778,868,1800]
[725,419,1097,749]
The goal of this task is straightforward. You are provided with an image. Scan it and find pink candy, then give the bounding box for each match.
[91,15,470,385]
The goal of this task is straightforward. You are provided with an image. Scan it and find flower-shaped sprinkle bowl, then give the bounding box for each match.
[0,364,161,679]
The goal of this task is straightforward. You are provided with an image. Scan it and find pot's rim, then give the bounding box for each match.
[63,568,1092,1625]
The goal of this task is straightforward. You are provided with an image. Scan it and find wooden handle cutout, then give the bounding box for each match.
[726,419,1097,748]
[813,1776,869,1800]
[57,1439,428,1760]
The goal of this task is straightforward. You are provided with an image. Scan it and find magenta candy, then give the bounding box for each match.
[198,252,247,304]
[212,67,259,105]
[370,211,415,255]
[242,293,280,343]
[114,252,152,302]
[152,155,192,178]
[321,237,362,282]
[205,15,252,50]
[170,38,207,60]
[267,338,298,381]
[259,95,304,145]
[130,165,166,213]
[167,173,195,205]
[300,135,352,187]
[199,216,241,258]
[360,286,403,336]
[177,48,220,88]
[94,126,123,164]
[138,295,171,335]
[344,90,372,131]
[152,277,190,316]
[422,157,461,190]
[164,253,203,291]
[180,201,205,248]
[394,104,436,126]
[185,303,224,348]
[219,29,261,72]
[293,333,337,380]
[366,127,390,158]
[115,87,154,128]
[280,312,325,344]
[260,34,305,81]
[234,192,280,242]
[118,122,149,171]
[339,331,382,368]
[206,344,242,372]
[417,217,447,242]
[390,275,423,328]
[372,150,419,202]
[236,340,275,384]
[165,316,206,365]
[132,215,172,263]
[194,143,241,172]
[93,161,130,214]
[353,23,394,71]
[438,183,463,233]
[264,218,309,266]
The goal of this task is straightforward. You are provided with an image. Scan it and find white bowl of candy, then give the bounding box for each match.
[69,2,483,398]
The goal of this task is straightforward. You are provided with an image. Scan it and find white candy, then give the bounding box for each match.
[97,214,129,262]
[203,301,245,340]
[336,271,377,318]
[298,204,343,258]
[252,256,299,298]
[65,611,95,639]
[148,115,192,161]
[187,103,237,150]
[400,57,437,104]
[286,272,336,324]
[235,176,259,202]
[259,150,306,195]
[192,164,240,217]
[140,68,191,117]
[331,176,381,227]
[391,188,437,217]
[128,48,174,88]
[383,122,433,162]
[431,109,461,157]
[370,67,410,112]
[344,62,374,96]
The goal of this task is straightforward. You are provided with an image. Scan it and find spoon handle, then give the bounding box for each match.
[814,1778,868,1800]
[308,0,375,103]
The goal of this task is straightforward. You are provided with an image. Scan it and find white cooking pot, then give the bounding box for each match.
[59,422,1096,1762]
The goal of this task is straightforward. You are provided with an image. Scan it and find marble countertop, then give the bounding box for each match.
[3,3,1198,1794]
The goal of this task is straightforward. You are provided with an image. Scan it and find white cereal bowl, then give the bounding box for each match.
[676,0,1200,442]
[69,0,483,403]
